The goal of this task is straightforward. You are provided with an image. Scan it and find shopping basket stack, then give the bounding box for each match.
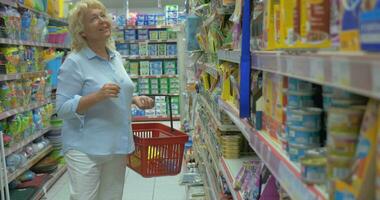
[126,123,189,178]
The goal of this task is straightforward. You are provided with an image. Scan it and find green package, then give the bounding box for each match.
[158,44,166,56]
[129,62,139,75]
[149,31,159,40]
[159,78,169,94]
[139,61,150,75]
[168,31,177,39]
[159,30,168,40]
[139,43,148,56]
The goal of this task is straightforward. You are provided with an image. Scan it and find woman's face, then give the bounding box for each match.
[82,8,111,42]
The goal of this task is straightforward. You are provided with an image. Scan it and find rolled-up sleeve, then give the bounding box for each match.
[56,58,84,124]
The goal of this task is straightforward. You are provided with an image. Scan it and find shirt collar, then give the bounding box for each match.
[83,47,116,60]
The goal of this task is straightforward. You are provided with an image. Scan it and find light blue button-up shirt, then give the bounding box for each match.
[56,47,135,155]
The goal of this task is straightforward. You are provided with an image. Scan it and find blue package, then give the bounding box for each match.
[360,2,380,52]
[148,44,158,56]
[129,44,139,56]
[166,44,177,55]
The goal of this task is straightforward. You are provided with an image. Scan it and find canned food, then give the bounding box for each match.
[288,78,313,93]
[286,107,322,129]
[288,126,320,146]
[327,107,365,133]
[300,156,327,184]
[288,143,319,162]
[287,91,314,108]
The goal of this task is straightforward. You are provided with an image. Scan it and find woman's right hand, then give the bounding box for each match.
[96,83,120,101]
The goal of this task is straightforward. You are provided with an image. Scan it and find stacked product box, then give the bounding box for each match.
[139,61,149,75]
[139,43,148,56]
[136,14,145,26]
[137,29,149,40]
[169,78,180,94]
[149,61,163,75]
[159,78,169,94]
[149,78,160,94]
[165,5,178,25]
[129,62,139,76]
[149,30,159,40]
[148,44,158,56]
[146,15,156,26]
[167,96,180,115]
[129,44,139,56]
[163,60,177,75]
[158,44,166,56]
[156,15,166,25]
[138,78,150,94]
[124,29,136,41]
[155,96,167,116]
[159,30,168,40]
[116,43,129,56]
[168,31,177,39]
[166,44,177,56]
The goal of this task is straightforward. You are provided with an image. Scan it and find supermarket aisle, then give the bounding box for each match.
[45,121,186,200]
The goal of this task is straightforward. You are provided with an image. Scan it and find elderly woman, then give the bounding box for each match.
[56,0,154,199]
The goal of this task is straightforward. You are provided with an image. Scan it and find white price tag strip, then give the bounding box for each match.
[372,63,380,95]
[286,57,295,74]
[309,58,325,82]
[332,59,350,86]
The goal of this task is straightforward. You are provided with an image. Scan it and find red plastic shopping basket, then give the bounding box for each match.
[126,123,189,178]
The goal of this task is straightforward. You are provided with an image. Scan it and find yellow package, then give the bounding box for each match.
[278,0,299,48]
[24,0,34,9]
[334,100,378,200]
[263,0,279,50]
[299,0,331,49]
[47,0,62,18]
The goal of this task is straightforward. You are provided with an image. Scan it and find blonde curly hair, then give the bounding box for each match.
[68,0,115,51]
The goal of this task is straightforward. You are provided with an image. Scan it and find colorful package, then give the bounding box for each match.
[163,60,177,75]
[166,44,177,56]
[139,61,149,75]
[149,30,159,40]
[124,29,136,41]
[137,29,149,40]
[149,78,159,94]
[129,62,139,75]
[149,61,162,75]
[159,30,168,40]
[158,44,166,56]
[159,78,169,94]
[148,44,158,56]
[129,44,139,56]
[139,43,148,56]
[360,0,380,52]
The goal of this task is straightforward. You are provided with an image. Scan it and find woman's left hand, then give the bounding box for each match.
[133,96,155,109]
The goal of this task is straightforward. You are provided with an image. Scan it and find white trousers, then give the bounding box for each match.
[64,150,126,200]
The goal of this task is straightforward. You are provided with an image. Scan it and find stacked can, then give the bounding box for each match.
[220,134,242,159]
[285,78,323,162]
[324,86,367,183]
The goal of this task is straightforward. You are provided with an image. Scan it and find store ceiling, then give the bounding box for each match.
[98,0,184,9]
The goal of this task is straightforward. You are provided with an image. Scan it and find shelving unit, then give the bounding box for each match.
[132,115,180,122]
[220,157,256,200]
[0,2,68,199]
[0,0,68,26]
[122,39,177,44]
[0,71,46,82]
[125,25,175,30]
[0,99,52,120]
[252,51,380,99]
[31,164,67,200]
[5,127,52,156]
[217,50,241,64]
[123,55,177,60]
[7,145,53,183]
[129,74,179,79]
[218,98,328,200]
[198,62,219,78]
[0,38,70,49]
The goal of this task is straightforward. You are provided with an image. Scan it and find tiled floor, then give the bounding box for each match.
[45,121,187,200]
